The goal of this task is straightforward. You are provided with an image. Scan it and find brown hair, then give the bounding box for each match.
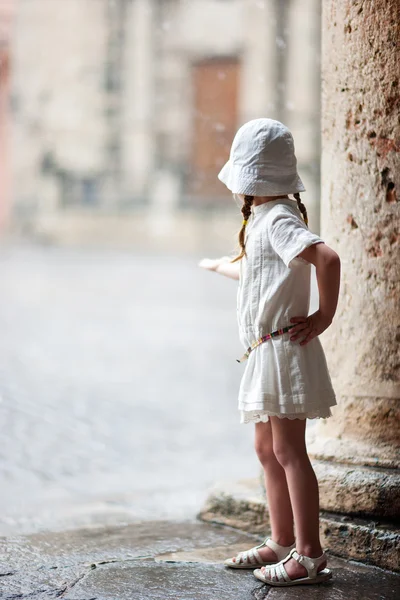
[294,192,308,227]
[231,193,309,263]
[231,195,254,263]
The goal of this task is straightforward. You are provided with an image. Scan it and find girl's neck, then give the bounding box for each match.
[253,195,290,207]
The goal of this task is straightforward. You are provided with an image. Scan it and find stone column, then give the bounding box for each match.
[102,0,127,207]
[307,0,400,571]
[123,0,155,201]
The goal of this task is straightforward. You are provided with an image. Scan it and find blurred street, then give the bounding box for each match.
[0,242,259,535]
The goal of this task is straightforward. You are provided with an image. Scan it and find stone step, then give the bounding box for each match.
[278,460,400,520]
[198,477,400,572]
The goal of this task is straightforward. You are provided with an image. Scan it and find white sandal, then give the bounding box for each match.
[253,548,332,585]
[224,538,295,569]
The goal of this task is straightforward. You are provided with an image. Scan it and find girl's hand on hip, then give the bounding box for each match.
[289,311,332,346]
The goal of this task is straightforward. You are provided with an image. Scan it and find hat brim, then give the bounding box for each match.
[218,160,306,196]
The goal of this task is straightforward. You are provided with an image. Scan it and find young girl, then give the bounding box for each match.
[199,118,340,587]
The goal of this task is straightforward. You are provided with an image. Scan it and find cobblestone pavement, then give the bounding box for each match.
[0,243,260,535]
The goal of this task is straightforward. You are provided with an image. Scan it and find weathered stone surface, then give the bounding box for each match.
[308,399,400,468]
[311,460,399,519]
[197,478,270,534]
[62,556,399,600]
[320,0,400,411]
[0,519,260,599]
[0,564,87,599]
[300,0,400,570]
[63,561,261,600]
[259,457,400,519]
[320,512,400,573]
[198,478,400,572]
[312,0,400,470]
[0,520,257,573]
[266,558,399,600]
[2,518,398,600]
[308,423,400,470]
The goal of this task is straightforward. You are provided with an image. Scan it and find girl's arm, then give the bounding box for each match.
[198,256,240,281]
[289,242,341,345]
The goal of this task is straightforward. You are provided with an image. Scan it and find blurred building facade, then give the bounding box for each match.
[8,0,321,247]
[0,0,14,231]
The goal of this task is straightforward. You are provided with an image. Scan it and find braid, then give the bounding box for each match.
[231,195,254,263]
[294,192,308,227]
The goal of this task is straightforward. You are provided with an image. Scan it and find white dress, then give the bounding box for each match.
[236,198,337,424]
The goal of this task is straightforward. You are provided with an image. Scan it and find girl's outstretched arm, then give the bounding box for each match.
[289,242,340,346]
[198,256,240,281]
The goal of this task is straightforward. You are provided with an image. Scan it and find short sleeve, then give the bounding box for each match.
[266,206,324,268]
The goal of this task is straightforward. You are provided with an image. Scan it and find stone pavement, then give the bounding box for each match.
[1,519,399,600]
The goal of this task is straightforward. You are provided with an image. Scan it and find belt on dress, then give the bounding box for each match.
[236,325,295,363]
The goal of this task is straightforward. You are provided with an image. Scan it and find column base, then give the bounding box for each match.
[307,430,400,470]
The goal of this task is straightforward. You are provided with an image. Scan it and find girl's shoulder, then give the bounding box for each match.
[264,200,303,225]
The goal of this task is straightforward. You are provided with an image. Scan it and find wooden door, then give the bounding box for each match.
[189,58,240,204]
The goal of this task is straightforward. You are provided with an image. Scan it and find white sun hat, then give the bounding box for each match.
[218,118,305,196]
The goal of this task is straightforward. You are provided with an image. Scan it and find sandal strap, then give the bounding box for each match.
[235,551,248,565]
[265,538,296,561]
[262,559,292,583]
[278,562,291,582]
[248,548,258,565]
[291,549,327,579]
[252,547,264,565]
[236,546,263,565]
[235,539,299,568]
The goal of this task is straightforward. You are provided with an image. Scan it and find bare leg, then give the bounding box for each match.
[255,420,295,547]
[260,416,326,581]
[231,419,295,564]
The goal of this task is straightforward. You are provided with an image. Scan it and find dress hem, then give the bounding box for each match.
[240,407,334,424]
